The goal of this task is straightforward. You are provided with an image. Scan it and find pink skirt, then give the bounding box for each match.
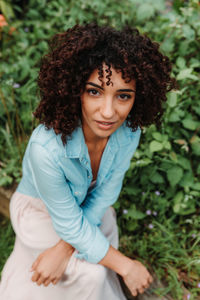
[0,192,126,300]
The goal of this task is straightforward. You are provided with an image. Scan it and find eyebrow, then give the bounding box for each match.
[86,82,136,93]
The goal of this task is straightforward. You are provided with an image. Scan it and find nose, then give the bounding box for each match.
[100,97,115,119]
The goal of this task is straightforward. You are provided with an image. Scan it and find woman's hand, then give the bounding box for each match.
[30,240,74,287]
[122,259,153,296]
[100,245,153,297]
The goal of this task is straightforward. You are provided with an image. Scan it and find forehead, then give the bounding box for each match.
[87,65,136,89]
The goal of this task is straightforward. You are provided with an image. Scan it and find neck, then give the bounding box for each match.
[86,136,108,152]
[82,122,108,148]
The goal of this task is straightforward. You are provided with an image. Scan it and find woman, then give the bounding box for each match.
[0,23,175,299]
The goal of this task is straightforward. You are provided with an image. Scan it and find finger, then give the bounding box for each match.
[31,271,40,282]
[131,289,137,297]
[138,287,145,294]
[52,278,59,285]
[148,275,153,284]
[143,281,149,289]
[43,278,52,287]
[36,275,46,286]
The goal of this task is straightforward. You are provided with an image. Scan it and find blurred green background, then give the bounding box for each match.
[0,0,200,299]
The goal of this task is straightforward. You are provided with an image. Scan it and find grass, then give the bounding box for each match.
[118,214,200,299]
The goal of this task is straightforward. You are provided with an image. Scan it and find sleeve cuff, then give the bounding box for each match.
[75,229,110,264]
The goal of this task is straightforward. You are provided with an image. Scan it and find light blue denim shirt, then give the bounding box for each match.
[17,122,141,263]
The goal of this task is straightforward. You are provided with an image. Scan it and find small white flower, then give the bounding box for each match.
[197,282,200,288]
[155,191,160,196]
[13,83,20,88]
[146,209,152,215]
[123,209,128,215]
[148,224,154,229]
[187,294,191,299]
[153,211,157,216]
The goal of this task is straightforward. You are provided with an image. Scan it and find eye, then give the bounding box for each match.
[87,89,100,96]
[117,94,132,100]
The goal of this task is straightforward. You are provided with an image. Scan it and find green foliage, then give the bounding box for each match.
[0,0,200,298]
[0,1,15,20]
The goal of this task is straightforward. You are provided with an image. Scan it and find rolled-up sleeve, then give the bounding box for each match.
[28,142,109,263]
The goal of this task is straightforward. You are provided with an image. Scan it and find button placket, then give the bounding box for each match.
[80,157,92,182]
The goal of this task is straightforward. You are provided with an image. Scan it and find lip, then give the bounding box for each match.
[95,120,116,130]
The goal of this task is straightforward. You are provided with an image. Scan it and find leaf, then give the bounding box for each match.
[173,204,196,216]
[160,38,174,53]
[152,132,163,142]
[193,106,200,116]
[192,183,200,191]
[179,172,194,188]
[186,74,199,80]
[126,220,138,231]
[170,151,178,162]
[0,0,15,20]
[135,158,152,167]
[168,111,180,122]
[126,205,146,220]
[167,166,183,187]
[173,191,184,213]
[123,186,140,196]
[173,191,196,215]
[149,141,163,152]
[191,142,200,156]
[176,57,186,69]
[177,68,195,80]
[182,119,198,130]
[178,40,190,56]
[182,24,195,41]
[0,175,13,186]
[167,92,178,108]
[150,171,164,184]
[136,4,155,21]
[163,141,171,150]
[178,156,191,170]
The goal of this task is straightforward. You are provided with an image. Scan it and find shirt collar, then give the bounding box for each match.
[64,121,134,159]
[65,125,85,158]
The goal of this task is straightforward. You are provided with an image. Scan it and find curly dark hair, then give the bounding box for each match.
[34,23,176,144]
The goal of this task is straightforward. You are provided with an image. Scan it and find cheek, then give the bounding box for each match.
[81,99,96,119]
[119,103,134,120]
[81,96,89,113]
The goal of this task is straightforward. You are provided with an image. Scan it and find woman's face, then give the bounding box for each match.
[81,65,136,142]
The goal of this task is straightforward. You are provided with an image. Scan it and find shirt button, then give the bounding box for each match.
[75,191,78,195]
[88,175,90,178]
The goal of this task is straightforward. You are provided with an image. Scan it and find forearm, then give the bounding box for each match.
[99,245,131,276]
[99,245,153,297]
[57,239,130,276]
[57,242,129,275]
[56,239,75,255]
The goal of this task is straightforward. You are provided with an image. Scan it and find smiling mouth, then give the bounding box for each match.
[96,121,116,125]
[95,120,116,130]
